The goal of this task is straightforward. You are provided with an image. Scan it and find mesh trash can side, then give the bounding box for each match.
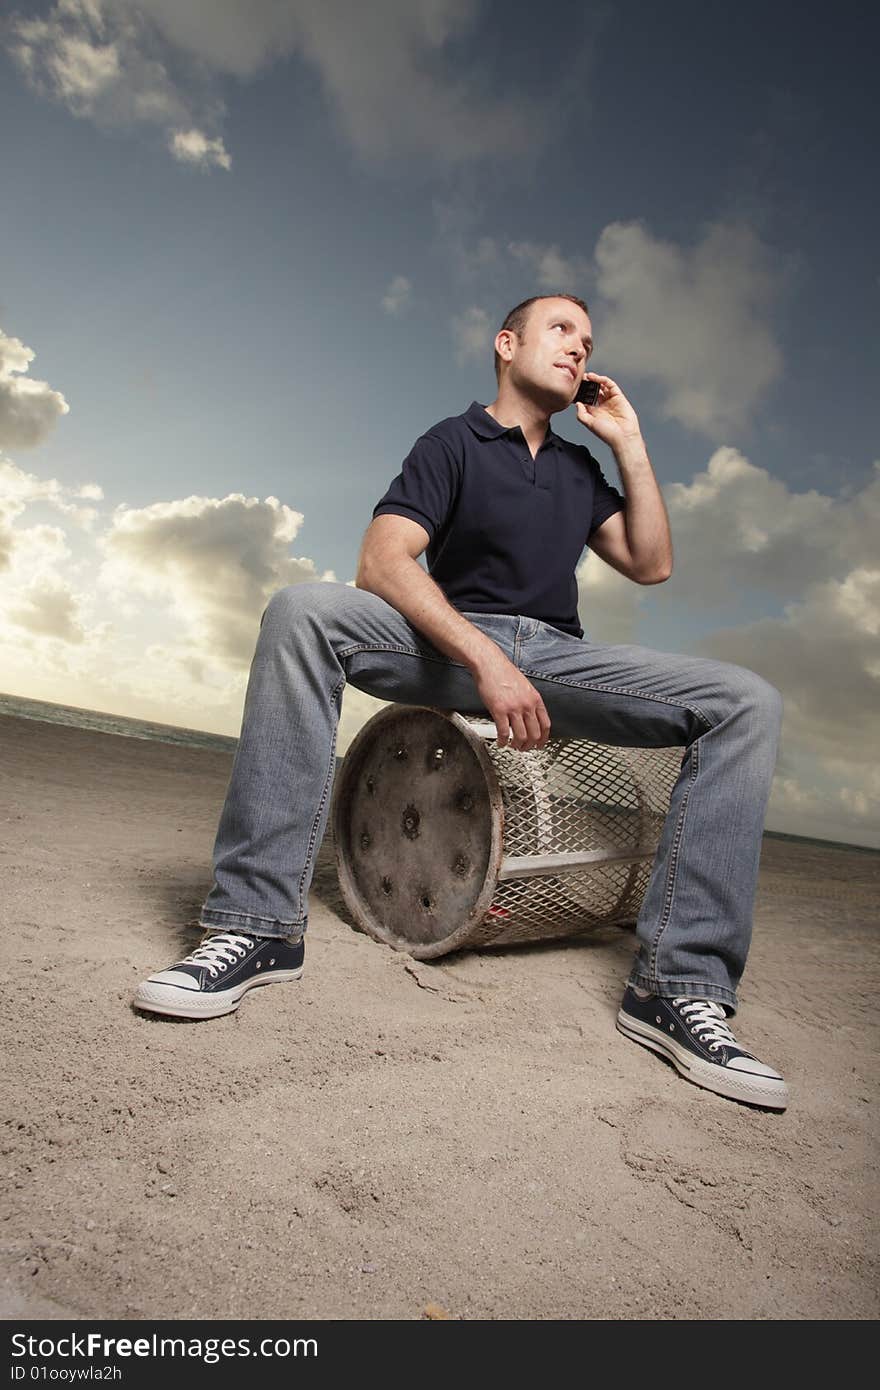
[333,705,683,959]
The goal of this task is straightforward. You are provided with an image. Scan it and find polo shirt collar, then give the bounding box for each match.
[464,401,560,446]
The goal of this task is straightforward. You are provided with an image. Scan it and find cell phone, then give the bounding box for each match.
[575,378,600,407]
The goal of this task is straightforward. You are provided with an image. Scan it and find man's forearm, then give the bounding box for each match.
[356,552,497,672]
[613,433,673,579]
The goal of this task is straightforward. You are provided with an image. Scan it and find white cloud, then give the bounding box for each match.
[0,456,100,572]
[0,330,70,450]
[7,574,88,644]
[168,127,231,171]
[381,275,412,315]
[661,454,879,845]
[451,305,492,364]
[695,570,880,847]
[98,492,336,667]
[695,567,879,765]
[438,219,786,442]
[7,0,561,169]
[7,0,219,163]
[660,452,880,609]
[1,466,342,731]
[508,241,590,292]
[593,220,785,439]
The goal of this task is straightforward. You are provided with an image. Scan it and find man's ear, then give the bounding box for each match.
[494,328,515,366]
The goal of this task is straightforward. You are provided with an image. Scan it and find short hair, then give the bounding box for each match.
[493,293,590,383]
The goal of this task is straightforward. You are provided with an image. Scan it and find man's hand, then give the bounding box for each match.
[471,645,551,751]
[575,373,641,450]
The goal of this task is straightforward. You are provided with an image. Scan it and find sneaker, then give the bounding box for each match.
[133,931,304,1020]
[616,988,788,1110]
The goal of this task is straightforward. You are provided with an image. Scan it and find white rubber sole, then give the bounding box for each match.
[616,1010,789,1111]
[133,967,303,1020]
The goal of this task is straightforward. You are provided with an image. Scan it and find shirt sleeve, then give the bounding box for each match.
[585,450,626,539]
[372,431,461,541]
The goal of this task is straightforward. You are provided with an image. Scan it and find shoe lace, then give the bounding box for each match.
[179,932,256,978]
[673,998,747,1054]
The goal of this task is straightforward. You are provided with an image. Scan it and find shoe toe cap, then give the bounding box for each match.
[145,969,201,991]
[726,1055,784,1081]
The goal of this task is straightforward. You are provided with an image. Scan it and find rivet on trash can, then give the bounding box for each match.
[420,892,434,911]
[456,789,474,813]
[402,805,420,839]
[395,745,408,761]
[381,876,393,896]
[434,747,445,761]
[453,854,469,877]
[365,776,376,795]
[360,831,371,851]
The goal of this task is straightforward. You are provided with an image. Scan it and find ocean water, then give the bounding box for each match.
[0,691,238,754]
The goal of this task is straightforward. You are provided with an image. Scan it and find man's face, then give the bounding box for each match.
[500,298,593,408]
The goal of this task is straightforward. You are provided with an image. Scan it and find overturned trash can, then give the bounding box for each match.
[332,705,683,960]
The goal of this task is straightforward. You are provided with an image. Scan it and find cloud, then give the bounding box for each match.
[168,127,231,170]
[381,275,412,316]
[7,0,224,165]
[7,0,564,169]
[0,329,70,450]
[659,451,880,610]
[1,462,343,731]
[140,0,551,165]
[438,218,787,442]
[593,220,786,439]
[7,574,88,643]
[695,567,879,763]
[0,456,99,572]
[659,452,879,845]
[695,568,880,846]
[508,241,591,292]
[98,492,336,666]
[451,305,492,364]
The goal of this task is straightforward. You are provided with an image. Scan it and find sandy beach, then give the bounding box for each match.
[1,710,877,1321]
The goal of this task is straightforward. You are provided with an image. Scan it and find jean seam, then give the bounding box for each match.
[297,673,346,910]
[646,735,700,981]
[336,640,460,666]
[627,972,737,1009]
[520,669,715,731]
[201,907,304,929]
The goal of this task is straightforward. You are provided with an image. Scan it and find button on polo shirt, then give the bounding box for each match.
[371,401,626,638]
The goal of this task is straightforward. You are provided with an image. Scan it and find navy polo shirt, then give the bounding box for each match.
[371,401,626,638]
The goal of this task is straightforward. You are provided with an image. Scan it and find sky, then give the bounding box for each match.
[0,0,877,848]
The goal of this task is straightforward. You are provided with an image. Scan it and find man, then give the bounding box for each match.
[134,293,788,1111]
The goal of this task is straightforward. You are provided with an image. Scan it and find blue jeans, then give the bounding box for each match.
[200,581,783,1012]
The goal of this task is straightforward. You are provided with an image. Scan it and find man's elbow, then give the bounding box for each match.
[355,545,399,594]
[637,560,673,584]
[355,558,374,592]
[354,545,373,592]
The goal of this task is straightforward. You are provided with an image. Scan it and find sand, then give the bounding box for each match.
[1,711,878,1321]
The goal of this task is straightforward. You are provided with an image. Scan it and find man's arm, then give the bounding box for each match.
[577,374,673,584]
[588,435,673,583]
[356,514,551,751]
